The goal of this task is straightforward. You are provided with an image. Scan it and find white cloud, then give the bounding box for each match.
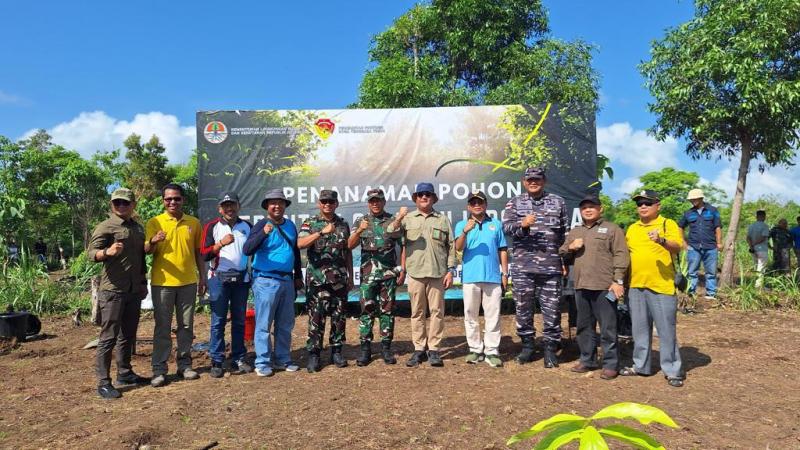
[0,89,29,105]
[597,122,678,172]
[712,161,800,202]
[21,111,196,163]
[616,176,643,196]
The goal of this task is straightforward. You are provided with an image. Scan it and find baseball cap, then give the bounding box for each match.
[579,193,601,206]
[111,188,135,202]
[366,188,385,200]
[218,192,239,205]
[524,167,546,179]
[632,189,660,202]
[467,191,487,203]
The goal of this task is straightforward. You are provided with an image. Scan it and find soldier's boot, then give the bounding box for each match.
[331,346,348,368]
[543,341,559,368]
[515,336,536,364]
[306,350,321,373]
[356,342,372,367]
[381,341,397,365]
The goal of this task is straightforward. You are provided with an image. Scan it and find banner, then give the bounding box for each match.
[197,104,597,230]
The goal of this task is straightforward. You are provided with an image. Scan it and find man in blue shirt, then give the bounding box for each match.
[790,216,800,271]
[678,189,722,303]
[454,191,508,368]
[243,189,304,377]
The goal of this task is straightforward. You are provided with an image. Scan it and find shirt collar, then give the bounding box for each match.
[582,217,604,229]
[412,209,439,217]
[108,213,134,226]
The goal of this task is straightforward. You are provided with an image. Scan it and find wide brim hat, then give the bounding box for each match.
[261,189,291,209]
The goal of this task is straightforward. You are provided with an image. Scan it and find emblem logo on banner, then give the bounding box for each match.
[313,118,335,140]
[203,121,228,144]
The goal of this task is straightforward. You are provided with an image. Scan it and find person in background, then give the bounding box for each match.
[678,189,722,304]
[769,218,792,275]
[746,210,770,288]
[790,216,800,271]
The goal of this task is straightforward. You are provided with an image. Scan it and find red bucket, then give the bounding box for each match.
[244,308,255,342]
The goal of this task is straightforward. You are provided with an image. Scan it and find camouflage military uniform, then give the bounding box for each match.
[502,191,568,343]
[354,212,403,344]
[299,214,351,352]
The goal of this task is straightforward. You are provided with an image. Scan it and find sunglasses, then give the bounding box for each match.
[112,199,131,207]
[320,199,336,205]
[163,197,183,203]
[468,199,485,206]
[636,200,657,207]
[417,192,435,198]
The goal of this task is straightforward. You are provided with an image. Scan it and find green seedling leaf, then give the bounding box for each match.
[506,414,586,446]
[534,422,585,450]
[579,426,609,450]
[590,402,679,428]
[599,424,665,450]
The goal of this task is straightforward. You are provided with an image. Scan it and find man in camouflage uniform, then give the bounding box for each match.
[347,188,405,366]
[502,167,568,368]
[297,190,353,372]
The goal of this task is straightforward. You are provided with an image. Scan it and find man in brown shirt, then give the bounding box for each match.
[88,188,149,399]
[559,193,629,379]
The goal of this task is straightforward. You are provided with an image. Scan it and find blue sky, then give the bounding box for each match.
[1,1,795,201]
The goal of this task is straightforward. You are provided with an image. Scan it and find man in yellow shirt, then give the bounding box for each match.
[621,190,685,388]
[145,183,207,387]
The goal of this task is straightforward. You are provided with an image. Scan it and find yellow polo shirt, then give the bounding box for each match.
[626,215,684,295]
[146,212,202,287]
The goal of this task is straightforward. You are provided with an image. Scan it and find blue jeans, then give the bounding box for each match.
[686,247,718,296]
[252,276,296,370]
[208,276,250,364]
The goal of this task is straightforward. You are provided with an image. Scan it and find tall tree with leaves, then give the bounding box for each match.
[122,134,175,201]
[353,0,598,109]
[640,0,800,286]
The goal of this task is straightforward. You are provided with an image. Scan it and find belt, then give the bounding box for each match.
[254,269,293,280]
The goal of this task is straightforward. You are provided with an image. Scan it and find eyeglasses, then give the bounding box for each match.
[112,199,131,207]
[417,192,434,198]
[468,199,485,206]
[163,197,183,203]
[320,199,336,205]
[524,178,544,183]
[636,200,656,207]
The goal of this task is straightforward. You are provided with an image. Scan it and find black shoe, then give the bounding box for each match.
[331,347,348,368]
[307,351,321,373]
[406,350,428,367]
[231,360,254,374]
[115,373,150,386]
[515,336,535,364]
[97,384,121,399]
[356,342,372,367]
[381,342,397,365]
[210,362,224,378]
[543,341,559,368]
[428,350,444,367]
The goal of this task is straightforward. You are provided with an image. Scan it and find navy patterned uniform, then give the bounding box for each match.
[502,191,568,342]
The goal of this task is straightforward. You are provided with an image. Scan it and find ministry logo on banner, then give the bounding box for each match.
[204,121,228,144]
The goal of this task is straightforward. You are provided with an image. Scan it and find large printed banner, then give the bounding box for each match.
[197,104,597,231]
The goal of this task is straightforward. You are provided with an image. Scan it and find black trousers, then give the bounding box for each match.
[95,290,141,386]
[575,289,618,370]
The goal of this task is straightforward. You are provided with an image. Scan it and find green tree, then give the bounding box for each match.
[640,0,800,286]
[122,134,175,201]
[170,153,198,216]
[353,0,598,109]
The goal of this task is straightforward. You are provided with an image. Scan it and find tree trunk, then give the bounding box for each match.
[719,137,752,287]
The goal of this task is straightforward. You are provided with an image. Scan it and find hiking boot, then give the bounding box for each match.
[209,362,224,378]
[150,374,166,388]
[97,384,121,399]
[381,342,397,365]
[356,342,372,367]
[428,350,444,367]
[543,341,559,368]
[231,360,254,374]
[465,352,482,364]
[307,351,321,373]
[515,335,535,364]
[484,354,503,368]
[115,373,150,386]
[406,350,428,367]
[179,368,199,380]
[331,347,348,368]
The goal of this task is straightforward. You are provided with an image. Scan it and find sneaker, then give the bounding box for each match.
[704,295,716,300]
[428,350,444,367]
[465,352,482,364]
[97,384,121,399]
[273,361,300,372]
[406,350,428,367]
[115,373,150,386]
[179,368,199,380]
[231,360,254,374]
[150,374,166,388]
[209,363,224,378]
[255,367,274,377]
[667,377,684,387]
[484,354,503,368]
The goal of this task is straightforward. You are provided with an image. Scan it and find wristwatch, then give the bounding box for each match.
[615,279,624,286]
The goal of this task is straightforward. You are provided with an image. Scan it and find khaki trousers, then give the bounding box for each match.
[151,284,197,375]
[462,282,502,355]
[407,276,445,351]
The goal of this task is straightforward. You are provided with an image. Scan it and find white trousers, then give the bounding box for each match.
[462,282,502,355]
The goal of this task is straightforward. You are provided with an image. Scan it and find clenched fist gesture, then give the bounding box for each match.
[463,217,477,233]
[106,241,124,257]
[263,223,274,235]
[321,222,335,235]
[397,207,408,219]
[150,230,167,244]
[521,214,536,228]
[220,233,235,246]
[568,238,584,251]
[358,218,370,232]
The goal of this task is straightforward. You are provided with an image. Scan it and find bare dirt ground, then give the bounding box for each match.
[1,303,799,450]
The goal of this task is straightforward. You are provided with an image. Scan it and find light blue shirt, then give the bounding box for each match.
[747,221,770,253]
[455,216,507,284]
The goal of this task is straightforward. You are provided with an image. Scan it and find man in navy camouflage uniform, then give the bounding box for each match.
[297,190,353,372]
[502,167,568,368]
[347,188,405,366]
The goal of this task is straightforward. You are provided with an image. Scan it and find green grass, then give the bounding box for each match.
[1,250,90,315]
